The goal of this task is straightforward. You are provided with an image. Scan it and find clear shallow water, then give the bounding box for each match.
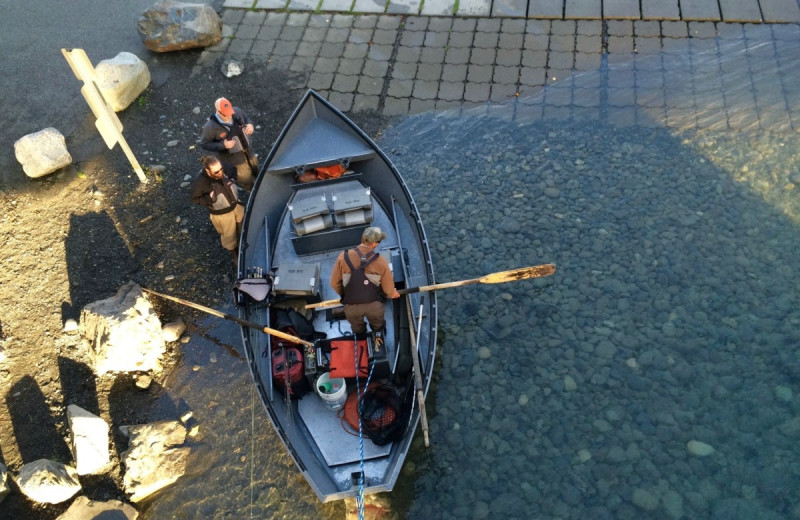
[143,31,800,520]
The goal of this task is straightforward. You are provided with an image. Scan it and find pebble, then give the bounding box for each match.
[632,488,660,511]
[180,182,190,188]
[518,394,528,406]
[167,140,179,147]
[775,385,793,402]
[164,275,175,282]
[477,346,491,360]
[577,449,591,462]
[63,319,79,333]
[134,374,152,389]
[563,375,577,392]
[687,440,715,456]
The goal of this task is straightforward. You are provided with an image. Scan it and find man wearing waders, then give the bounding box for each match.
[330,227,400,344]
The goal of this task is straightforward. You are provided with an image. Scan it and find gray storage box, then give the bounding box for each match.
[274,263,320,297]
[289,195,333,236]
[332,188,373,227]
[290,195,329,223]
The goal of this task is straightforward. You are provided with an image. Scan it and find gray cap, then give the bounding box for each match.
[362,226,387,243]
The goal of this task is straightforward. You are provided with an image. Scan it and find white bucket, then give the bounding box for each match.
[315,372,347,411]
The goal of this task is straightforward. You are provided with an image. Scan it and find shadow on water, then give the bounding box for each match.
[64,211,139,317]
[377,72,800,519]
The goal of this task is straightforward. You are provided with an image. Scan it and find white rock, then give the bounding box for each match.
[477,346,491,360]
[95,52,151,112]
[518,394,528,406]
[16,459,81,504]
[55,495,138,519]
[564,375,577,392]
[687,440,715,456]
[14,128,72,178]
[79,282,165,374]
[134,374,152,389]
[221,59,243,77]
[0,463,8,504]
[67,405,111,475]
[166,140,179,147]
[122,421,190,502]
[162,320,186,342]
[63,319,79,333]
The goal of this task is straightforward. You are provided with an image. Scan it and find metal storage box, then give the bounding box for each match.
[332,188,373,227]
[273,263,320,297]
[289,195,333,236]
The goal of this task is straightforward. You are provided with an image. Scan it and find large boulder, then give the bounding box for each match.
[137,0,222,52]
[67,405,110,475]
[79,282,165,375]
[0,463,9,504]
[56,495,138,520]
[15,459,81,504]
[95,52,151,112]
[121,420,191,502]
[14,128,72,179]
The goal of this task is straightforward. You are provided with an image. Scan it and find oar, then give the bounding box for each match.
[141,288,314,347]
[407,297,430,447]
[305,263,556,310]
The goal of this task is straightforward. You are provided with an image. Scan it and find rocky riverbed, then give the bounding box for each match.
[0,54,390,519]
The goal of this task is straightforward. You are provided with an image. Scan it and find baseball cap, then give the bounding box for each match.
[362,226,386,243]
[215,97,234,117]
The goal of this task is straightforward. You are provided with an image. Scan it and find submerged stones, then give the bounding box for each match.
[687,440,715,457]
[121,420,191,502]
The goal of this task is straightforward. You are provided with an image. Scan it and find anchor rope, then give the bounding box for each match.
[354,333,376,520]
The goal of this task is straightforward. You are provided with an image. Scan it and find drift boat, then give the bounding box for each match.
[236,90,437,502]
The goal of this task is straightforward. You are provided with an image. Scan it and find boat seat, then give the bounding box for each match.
[289,194,333,237]
[332,187,373,228]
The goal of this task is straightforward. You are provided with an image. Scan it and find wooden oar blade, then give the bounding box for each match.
[478,263,556,284]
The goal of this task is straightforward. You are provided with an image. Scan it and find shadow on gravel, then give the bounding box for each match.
[6,375,71,464]
[57,356,99,417]
[65,211,138,315]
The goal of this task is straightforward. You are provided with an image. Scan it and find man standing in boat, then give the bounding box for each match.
[330,227,400,342]
[189,155,244,263]
[199,97,258,191]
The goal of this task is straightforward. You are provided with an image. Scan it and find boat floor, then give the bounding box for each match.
[297,393,391,466]
[271,177,401,468]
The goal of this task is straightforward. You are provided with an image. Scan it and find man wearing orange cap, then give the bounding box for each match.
[199,97,257,190]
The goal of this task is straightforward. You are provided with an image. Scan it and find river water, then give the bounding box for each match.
[142,27,800,520]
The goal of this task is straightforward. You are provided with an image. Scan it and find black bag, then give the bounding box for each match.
[359,382,411,446]
[273,307,326,343]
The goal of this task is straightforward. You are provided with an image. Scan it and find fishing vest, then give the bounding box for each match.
[341,249,380,305]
